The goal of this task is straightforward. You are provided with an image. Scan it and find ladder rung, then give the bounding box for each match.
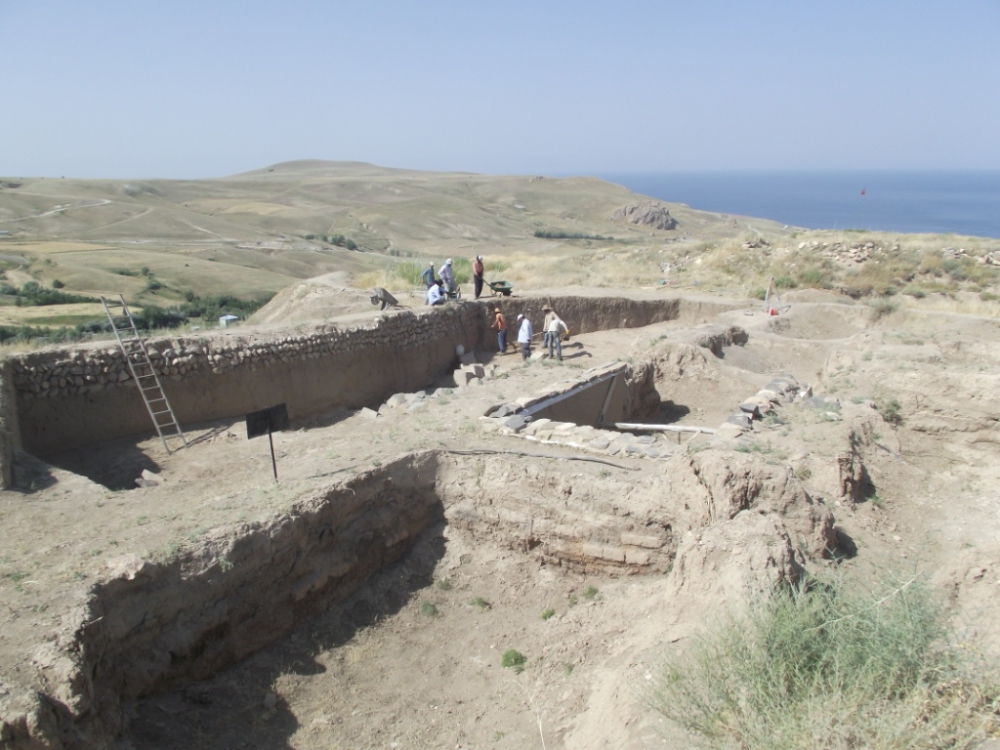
[103,294,186,453]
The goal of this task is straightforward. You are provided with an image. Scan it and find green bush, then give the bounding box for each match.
[878,397,904,426]
[534,229,610,240]
[774,276,798,289]
[649,573,999,750]
[501,649,527,673]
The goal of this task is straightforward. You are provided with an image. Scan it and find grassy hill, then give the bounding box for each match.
[0,161,997,337]
[0,161,787,303]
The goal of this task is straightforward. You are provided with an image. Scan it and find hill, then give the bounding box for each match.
[0,161,786,308]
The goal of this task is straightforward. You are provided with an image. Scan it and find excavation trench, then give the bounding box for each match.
[6,437,838,748]
[10,450,687,748]
[4,295,738,463]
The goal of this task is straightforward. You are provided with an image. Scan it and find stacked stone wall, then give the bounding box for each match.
[10,303,490,455]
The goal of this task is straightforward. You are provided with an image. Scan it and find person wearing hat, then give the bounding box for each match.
[517,311,534,361]
[544,307,568,361]
[440,258,455,294]
[491,305,507,354]
[472,255,485,299]
[421,262,437,289]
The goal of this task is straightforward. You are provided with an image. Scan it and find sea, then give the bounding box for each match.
[595,171,1000,240]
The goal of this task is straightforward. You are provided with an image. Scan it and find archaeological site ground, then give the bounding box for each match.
[1,163,999,749]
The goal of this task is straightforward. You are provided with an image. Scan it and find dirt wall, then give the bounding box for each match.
[493,295,738,336]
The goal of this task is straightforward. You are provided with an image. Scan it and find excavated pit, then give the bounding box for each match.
[7,295,851,748]
[2,445,838,749]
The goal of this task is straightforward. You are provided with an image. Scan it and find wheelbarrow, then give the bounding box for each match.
[486,279,513,297]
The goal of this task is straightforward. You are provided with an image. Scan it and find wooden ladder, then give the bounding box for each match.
[101,294,187,453]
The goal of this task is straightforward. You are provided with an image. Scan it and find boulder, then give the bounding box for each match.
[609,203,678,230]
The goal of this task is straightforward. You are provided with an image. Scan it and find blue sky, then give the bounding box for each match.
[2,0,998,178]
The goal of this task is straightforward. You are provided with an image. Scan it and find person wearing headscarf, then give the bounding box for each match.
[440,258,456,294]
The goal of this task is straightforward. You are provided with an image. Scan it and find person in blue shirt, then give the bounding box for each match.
[421,263,437,289]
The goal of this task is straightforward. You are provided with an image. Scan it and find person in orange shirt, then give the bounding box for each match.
[491,306,507,354]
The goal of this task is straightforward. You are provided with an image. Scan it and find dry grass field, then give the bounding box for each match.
[2,162,998,325]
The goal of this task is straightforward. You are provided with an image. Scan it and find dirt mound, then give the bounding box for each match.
[250,276,412,325]
[762,302,870,340]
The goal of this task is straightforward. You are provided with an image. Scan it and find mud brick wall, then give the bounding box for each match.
[8,303,491,456]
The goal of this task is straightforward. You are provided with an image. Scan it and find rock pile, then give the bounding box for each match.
[718,375,804,438]
[609,203,677,230]
[797,239,900,265]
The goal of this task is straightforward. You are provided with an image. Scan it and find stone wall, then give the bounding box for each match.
[0,361,21,488]
[0,295,725,463]
[9,303,490,456]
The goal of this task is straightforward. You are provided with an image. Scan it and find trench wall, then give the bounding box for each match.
[493,295,737,336]
[0,295,721,476]
[8,304,489,457]
[70,454,441,747]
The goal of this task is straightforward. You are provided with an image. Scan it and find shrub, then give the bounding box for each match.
[501,649,527,673]
[878,397,904,426]
[797,269,830,288]
[542,608,556,620]
[419,601,439,617]
[649,573,1000,750]
[774,276,798,289]
[51,279,65,289]
[867,297,899,321]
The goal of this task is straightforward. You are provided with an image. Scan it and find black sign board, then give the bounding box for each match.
[246,403,290,439]
[245,403,290,480]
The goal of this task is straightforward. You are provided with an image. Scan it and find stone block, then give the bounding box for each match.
[523,418,552,436]
[502,415,528,432]
[726,413,752,429]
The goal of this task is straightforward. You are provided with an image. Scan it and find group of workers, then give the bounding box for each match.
[491,304,569,361]
[422,256,487,305]
[385,256,573,362]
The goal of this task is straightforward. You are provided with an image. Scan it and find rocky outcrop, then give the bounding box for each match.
[609,203,677,230]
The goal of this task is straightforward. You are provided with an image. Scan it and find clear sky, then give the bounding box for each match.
[2,0,998,179]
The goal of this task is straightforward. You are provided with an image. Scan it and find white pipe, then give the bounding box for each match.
[610,422,716,434]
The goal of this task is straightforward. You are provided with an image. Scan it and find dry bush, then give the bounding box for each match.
[649,572,1000,750]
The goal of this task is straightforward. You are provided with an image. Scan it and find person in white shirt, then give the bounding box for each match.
[425,281,445,306]
[545,311,568,361]
[517,313,533,361]
[440,258,456,294]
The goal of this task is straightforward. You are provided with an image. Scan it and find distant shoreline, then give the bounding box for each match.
[593,170,1000,239]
